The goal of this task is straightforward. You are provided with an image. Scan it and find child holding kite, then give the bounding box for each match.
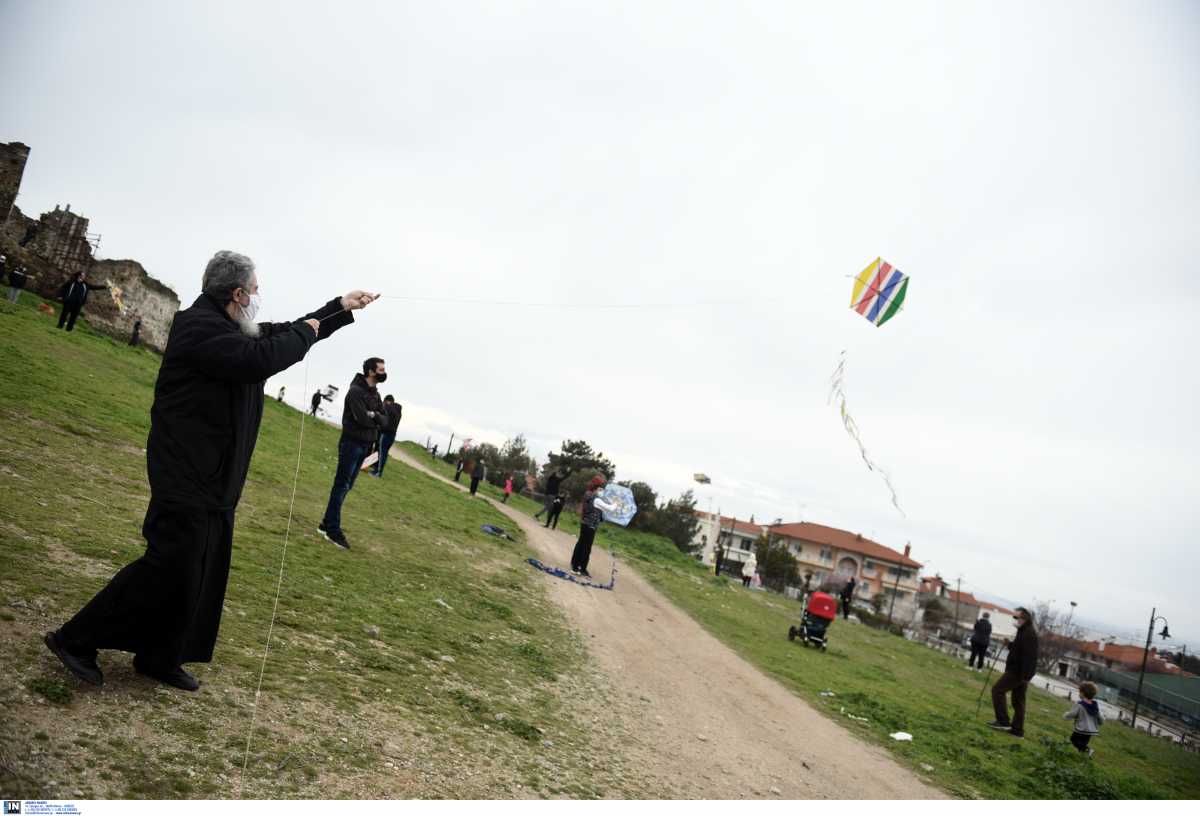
[570,475,617,577]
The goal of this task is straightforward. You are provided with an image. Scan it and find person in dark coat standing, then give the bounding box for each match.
[7,260,30,304]
[44,250,375,691]
[989,606,1040,738]
[57,270,108,331]
[469,458,487,496]
[454,458,465,482]
[534,468,568,521]
[319,358,387,549]
[544,493,565,529]
[969,612,993,669]
[840,577,856,620]
[369,395,402,477]
[571,475,617,577]
[310,389,323,416]
[129,315,143,346]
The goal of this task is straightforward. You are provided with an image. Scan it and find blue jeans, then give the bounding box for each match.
[372,432,396,475]
[322,436,372,533]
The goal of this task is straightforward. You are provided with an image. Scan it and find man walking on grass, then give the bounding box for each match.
[989,606,1040,738]
[534,467,568,521]
[319,358,387,549]
[969,612,992,670]
[45,250,376,691]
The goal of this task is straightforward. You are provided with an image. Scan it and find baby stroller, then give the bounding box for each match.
[787,591,837,651]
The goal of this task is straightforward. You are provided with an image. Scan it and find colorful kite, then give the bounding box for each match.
[598,483,638,527]
[107,279,127,315]
[693,473,711,484]
[850,258,908,327]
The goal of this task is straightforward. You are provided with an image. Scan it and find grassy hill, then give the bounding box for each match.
[413,460,1200,798]
[0,296,656,799]
[2,293,1197,800]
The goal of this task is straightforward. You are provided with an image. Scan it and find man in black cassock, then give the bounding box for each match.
[44,250,377,691]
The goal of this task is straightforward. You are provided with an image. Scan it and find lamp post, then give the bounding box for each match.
[1130,608,1171,730]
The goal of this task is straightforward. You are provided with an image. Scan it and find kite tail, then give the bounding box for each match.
[828,351,905,516]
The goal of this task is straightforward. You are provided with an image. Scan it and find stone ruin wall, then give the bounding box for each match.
[1,142,181,352]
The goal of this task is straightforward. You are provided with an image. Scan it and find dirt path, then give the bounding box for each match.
[395,451,946,799]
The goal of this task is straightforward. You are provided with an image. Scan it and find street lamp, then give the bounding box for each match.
[1131,608,1171,730]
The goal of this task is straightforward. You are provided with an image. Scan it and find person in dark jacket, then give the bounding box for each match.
[469,458,487,496]
[44,250,375,691]
[454,458,465,482]
[319,358,387,549]
[571,475,617,577]
[989,606,1040,737]
[534,468,568,520]
[57,270,108,331]
[544,493,565,529]
[310,389,322,416]
[7,261,30,304]
[969,612,993,669]
[840,577,856,619]
[369,395,402,477]
[129,315,143,346]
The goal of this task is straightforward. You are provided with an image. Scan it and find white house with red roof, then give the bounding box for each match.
[766,521,924,621]
[692,511,763,576]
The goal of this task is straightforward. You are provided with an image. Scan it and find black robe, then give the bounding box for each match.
[59,294,354,665]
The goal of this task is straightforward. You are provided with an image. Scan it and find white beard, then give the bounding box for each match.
[236,313,260,337]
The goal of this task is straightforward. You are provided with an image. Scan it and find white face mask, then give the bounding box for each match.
[240,291,261,323]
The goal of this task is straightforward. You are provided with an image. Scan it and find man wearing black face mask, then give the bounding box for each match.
[989,606,1040,738]
[319,357,387,549]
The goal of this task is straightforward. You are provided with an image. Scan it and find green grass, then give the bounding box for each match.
[424,452,1200,799]
[0,296,650,799]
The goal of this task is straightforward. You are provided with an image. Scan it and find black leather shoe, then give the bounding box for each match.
[44,631,103,686]
[133,657,200,691]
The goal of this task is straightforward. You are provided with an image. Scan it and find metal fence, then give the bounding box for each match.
[1087,667,1200,725]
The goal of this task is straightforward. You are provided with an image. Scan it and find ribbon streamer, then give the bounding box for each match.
[828,350,904,515]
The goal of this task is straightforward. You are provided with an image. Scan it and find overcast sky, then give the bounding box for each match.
[3,0,1197,644]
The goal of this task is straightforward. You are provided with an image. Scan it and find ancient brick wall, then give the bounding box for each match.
[0,142,30,228]
[87,259,180,351]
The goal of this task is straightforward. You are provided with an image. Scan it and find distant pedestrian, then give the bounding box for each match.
[544,494,565,529]
[57,270,108,331]
[742,553,758,588]
[7,259,29,304]
[570,476,617,577]
[454,458,465,482]
[969,612,993,670]
[319,357,387,550]
[129,315,143,347]
[310,390,322,416]
[840,577,856,620]
[534,468,568,520]
[1063,681,1103,757]
[430,444,439,459]
[276,385,285,402]
[502,474,513,503]
[370,395,402,477]
[989,606,1040,738]
[469,459,486,496]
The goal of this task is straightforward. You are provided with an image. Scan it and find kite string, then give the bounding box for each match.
[238,353,310,793]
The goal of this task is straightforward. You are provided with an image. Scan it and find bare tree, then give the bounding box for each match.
[1032,601,1085,675]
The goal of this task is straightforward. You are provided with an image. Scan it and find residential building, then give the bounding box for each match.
[692,512,763,576]
[765,522,923,621]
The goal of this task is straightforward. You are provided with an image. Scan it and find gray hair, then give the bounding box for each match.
[202,250,255,300]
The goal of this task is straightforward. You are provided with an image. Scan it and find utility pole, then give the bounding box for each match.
[953,577,962,631]
[886,546,906,626]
